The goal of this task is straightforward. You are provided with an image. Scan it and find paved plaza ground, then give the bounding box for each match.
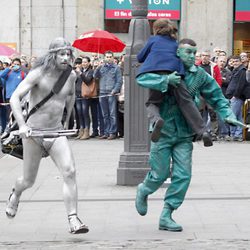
[0,138,250,249]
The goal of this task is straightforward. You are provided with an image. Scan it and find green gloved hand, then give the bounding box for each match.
[168,71,181,88]
[225,117,247,128]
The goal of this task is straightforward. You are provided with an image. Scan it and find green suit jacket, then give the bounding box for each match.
[137,65,235,139]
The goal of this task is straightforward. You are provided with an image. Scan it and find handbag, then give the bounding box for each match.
[1,128,23,159]
[1,112,23,159]
[81,79,97,98]
[1,66,72,159]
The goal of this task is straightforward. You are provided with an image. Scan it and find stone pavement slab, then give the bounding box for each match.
[0,139,250,249]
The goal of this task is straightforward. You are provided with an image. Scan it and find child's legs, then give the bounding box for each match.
[146,89,165,124]
[146,89,166,106]
[173,82,206,135]
[143,71,170,124]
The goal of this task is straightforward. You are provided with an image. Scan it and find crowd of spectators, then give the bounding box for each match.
[195,48,250,142]
[70,51,124,140]
[0,51,125,140]
[1,47,250,143]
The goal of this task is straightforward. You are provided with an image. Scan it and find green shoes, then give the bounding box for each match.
[135,183,148,216]
[159,206,183,232]
[135,185,183,232]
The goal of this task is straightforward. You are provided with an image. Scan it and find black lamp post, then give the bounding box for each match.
[117,0,151,185]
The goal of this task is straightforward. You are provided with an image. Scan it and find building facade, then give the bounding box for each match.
[0,0,249,57]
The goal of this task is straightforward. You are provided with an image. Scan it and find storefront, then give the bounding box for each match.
[234,0,250,55]
[1,0,247,57]
[104,0,181,33]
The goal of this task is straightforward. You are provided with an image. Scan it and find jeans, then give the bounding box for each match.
[80,98,99,131]
[97,102,104,136]
[218,115,229,137]
[99,94,118,135]
[81,99,91,129]
[201,107,218,135]
[74,103,80,129]
[89,98,99,134]
[230,97,243,138]
[75,98,85,129]
[0,105,7,133]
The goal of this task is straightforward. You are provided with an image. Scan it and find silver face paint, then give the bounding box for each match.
[56,49,72,71]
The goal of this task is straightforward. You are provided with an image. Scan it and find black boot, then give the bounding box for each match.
[151,118,164,143]
[202,132,213,147]
[146,104,164,143]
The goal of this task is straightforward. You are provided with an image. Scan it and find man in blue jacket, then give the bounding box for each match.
[0,58,26,102]
[94,51,122,140]
[0,58,26,130]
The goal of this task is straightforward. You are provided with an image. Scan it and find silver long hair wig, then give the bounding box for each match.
[32,37,74,73]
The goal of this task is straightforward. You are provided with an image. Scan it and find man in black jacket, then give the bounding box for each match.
[217,56,232,140]
[247,62,250,83]
[226,55,250,141]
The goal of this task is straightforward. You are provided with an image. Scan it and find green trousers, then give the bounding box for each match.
[141,135,193,210]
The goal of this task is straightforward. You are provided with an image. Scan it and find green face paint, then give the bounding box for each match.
[177,45,197,69]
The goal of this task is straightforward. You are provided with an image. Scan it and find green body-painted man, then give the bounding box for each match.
[135,38,240,232]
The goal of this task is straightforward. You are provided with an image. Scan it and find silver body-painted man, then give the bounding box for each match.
[6,37,89,234]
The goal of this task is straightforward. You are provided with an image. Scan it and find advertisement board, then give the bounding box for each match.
[105,0,181,20]
[235,0,250,22]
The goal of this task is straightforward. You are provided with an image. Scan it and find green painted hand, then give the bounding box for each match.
[168,71,181,88]
[225,117,247,128]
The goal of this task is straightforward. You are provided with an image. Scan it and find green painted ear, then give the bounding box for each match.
[176,48,180,57]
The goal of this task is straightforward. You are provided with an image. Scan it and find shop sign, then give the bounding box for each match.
[105,0,181,20]
[235,0,250,21]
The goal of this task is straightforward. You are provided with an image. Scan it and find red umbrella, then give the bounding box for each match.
[0,44,18,56]
[72,29,126,54]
